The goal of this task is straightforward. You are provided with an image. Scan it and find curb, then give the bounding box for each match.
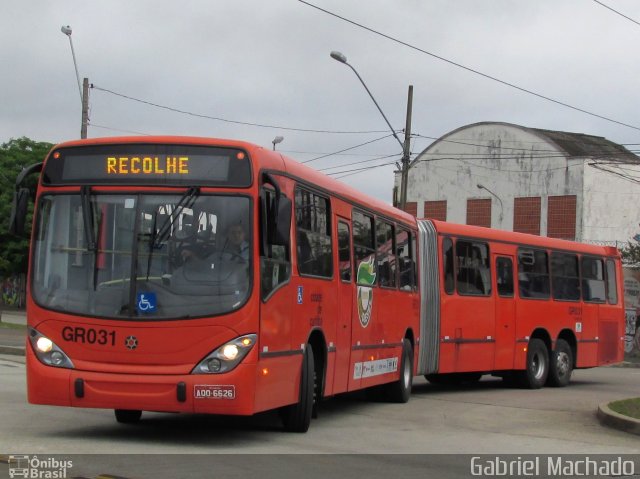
[597,401,640,436]
[0,345,25,356]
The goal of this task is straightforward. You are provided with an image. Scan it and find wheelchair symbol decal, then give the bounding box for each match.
[137,292,157,313]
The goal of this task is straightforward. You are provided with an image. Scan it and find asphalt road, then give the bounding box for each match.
[1,354,639,478]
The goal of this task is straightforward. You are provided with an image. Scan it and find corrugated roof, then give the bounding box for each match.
[528,127,639,162]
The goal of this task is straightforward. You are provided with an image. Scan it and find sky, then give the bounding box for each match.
[3,0,640,204]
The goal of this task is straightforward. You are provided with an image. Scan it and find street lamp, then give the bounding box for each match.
[477,183,504,224]
[330,51,413,210]
[272,136,284,151]
[61,24,89,139]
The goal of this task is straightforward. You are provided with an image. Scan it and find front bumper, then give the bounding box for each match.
[26,347,257,415]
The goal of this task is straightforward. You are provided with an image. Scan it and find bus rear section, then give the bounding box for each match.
[416,219,624,388]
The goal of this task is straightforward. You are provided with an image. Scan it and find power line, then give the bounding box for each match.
[330,159,399,178]
[89,122,152,136]
[282,148,398,157]
[593,0,640,27]
[299,0,640,132]
[301,134,397,163]
[91,84,391,135]
[317,153,401,172]
[589,163,640,184]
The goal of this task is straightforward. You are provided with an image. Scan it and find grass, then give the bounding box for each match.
[0,321,26,331]
[609,398,640,420]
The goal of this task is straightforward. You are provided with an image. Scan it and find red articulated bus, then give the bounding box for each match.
[10,136,419,432]
[416,220,625,388]
[9,136,624,432]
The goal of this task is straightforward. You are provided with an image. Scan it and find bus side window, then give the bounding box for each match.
[551,252,580,301]
[397,227,415,291]
[496,257,514,297]
[376,220,396,288]
[456,240,491,296]
[353,210,376,285]
[338,221,352,282]
[260,186,291,299]
[295,188,333,278]
[606,259,618,305]
[518,249,550,299]
[443,237,454,294]
[582,256,606,303]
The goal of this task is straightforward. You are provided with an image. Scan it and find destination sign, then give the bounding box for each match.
[106,156,190,175]
[42,144,252,187]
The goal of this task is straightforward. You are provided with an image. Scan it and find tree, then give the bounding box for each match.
[0,137,53,276]
[621,237,640,266]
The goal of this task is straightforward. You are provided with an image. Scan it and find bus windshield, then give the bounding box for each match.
[32,193,251,319]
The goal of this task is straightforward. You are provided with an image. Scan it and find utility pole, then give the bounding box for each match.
[81,77,89,139]
[399,85,413,211]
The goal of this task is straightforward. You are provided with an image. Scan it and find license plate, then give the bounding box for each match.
[194,385,236,400]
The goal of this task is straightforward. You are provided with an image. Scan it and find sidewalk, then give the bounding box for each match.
[0,308,26,326]
[0,309,26,356]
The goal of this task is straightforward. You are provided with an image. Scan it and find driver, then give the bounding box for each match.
[221,223,249,261]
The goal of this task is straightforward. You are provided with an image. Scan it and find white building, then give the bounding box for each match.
[394,122,640,246]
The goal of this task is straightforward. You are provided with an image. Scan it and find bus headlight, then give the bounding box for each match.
[28,328,75,369]
[192,334,257,374]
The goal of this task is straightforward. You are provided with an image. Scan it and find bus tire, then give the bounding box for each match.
[518,338,549,389]
[547,339,573,387]
[114,409,142,424]
[281,344,314,433]
[385,338,413,403]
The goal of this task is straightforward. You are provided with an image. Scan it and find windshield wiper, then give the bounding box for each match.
[80,186,96,251]
[80,186,101,291]
[146,187,200,279]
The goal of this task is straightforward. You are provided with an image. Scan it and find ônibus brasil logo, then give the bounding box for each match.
[356,257,376,328]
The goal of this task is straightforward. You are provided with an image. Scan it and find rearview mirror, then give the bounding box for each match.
[9,188,30,236]
[272,196,291,247]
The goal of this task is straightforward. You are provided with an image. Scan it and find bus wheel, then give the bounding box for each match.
[547,339,573,387]
[281,344,315,433]
[518,338,549,389]
[385,339,413,403]
[114,409,142,424]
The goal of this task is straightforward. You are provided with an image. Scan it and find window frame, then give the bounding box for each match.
[443,236,455,295]
[376,219,397,290]
[496,256,514,298]
[260,185,291,302]
[517,248,551,300]
[550,252,581,302]
[455,239,492,297]
[337,220,352,283]
[605,258,618,305]
[396,226,417,292]
[294,187,333,280]
[581,255,606,304]
[352,210,377,287]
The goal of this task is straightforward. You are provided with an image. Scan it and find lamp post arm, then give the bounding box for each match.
[345,62,404,150]
[66,36,83,105]
[477,184,504,223]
